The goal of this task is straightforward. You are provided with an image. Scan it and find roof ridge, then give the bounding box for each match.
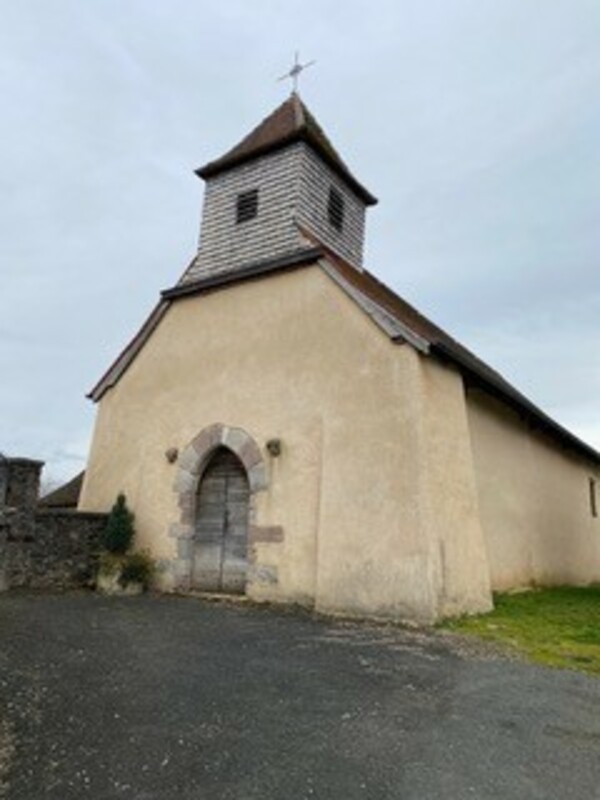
[292,92,305,129]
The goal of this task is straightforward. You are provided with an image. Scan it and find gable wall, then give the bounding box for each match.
[466,389,600,589]
[81,261,600,617]
[80,266,466,621]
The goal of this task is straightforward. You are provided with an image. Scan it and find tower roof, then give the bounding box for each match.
[196,94,378,206]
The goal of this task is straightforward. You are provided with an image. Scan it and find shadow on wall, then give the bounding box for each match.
[0,455,107,592]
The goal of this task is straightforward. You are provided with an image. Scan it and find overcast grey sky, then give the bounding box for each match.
[1,0,599,483]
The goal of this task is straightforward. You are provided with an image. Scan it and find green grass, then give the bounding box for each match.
[442,586,600,675]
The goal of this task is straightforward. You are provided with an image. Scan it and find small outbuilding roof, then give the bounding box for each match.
[38,470,85,509]
[196,93,378,206]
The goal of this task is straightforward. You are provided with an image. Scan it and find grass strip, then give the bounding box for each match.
[442,586,600,675]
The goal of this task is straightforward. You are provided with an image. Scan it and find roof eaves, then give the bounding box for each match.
[88,300,171,402]
[197,131,378,206]
[89,248,324,404]
[304,134,378,206]
[431,341,600,465]
[309,235,600,465]
[162,247,324,301]
[319,258,429,351]
[196,131,300,179]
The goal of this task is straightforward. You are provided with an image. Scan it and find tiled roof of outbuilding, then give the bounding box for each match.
[38,471,85,509]
[196,94,378,206]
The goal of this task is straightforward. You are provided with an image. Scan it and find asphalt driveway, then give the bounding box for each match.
[0,593,599,799]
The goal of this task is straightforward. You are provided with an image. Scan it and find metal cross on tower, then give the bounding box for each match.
[277,52,316,94]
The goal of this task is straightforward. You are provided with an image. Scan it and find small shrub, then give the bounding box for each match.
[103,493,135,554]
[97,493,155,594]
[119,551,155,589]
[98,550,155,591]
[98,552,124,575]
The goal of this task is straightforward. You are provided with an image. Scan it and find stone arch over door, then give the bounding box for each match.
[171,424,268,590]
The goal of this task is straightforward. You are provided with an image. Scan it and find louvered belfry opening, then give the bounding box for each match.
[236,188,259,224]
[192,447,250,593]
[327,186,345,231]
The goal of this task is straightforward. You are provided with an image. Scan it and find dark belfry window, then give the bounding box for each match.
[327,186,345,232]
[236,189,259,224]
[590,477,598,518]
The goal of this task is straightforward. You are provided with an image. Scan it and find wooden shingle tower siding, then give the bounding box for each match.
[182,93,377,284]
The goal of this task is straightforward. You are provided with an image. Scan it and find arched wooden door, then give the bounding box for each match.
[192,447,250,594]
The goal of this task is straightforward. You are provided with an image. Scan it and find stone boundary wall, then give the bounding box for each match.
[1,510,107,591]
[0,456,107,592]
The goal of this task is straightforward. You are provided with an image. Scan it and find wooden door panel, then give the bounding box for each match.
[191,543,222,590]
[192,447,249,594]
[221,461,249,592]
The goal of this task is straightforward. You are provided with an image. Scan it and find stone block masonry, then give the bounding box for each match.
[0,456,107,591]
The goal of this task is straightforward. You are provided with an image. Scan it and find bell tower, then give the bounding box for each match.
[180,93,377,286]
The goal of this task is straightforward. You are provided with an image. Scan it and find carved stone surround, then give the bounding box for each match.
[170,423,281,590]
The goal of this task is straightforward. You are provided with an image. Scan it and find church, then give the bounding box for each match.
[79,92,600,623]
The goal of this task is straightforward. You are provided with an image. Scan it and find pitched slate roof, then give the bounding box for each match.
[87,240,600,465]
[196,93,378,206]
[38,470,85,509]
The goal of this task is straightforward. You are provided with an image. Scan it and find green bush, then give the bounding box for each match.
[103,493,135,554]
[119,551,155,589]
[98,552,123,575]
[98,493,155,592]
[98,550,155,590]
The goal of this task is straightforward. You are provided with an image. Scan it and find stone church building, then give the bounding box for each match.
[79,93,600,622]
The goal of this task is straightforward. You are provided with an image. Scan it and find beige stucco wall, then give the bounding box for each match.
[467,389,600,590]
[80,264,496,622]
[418,361,493,617]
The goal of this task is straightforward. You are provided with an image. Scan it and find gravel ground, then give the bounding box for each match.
[0,592,599,800]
